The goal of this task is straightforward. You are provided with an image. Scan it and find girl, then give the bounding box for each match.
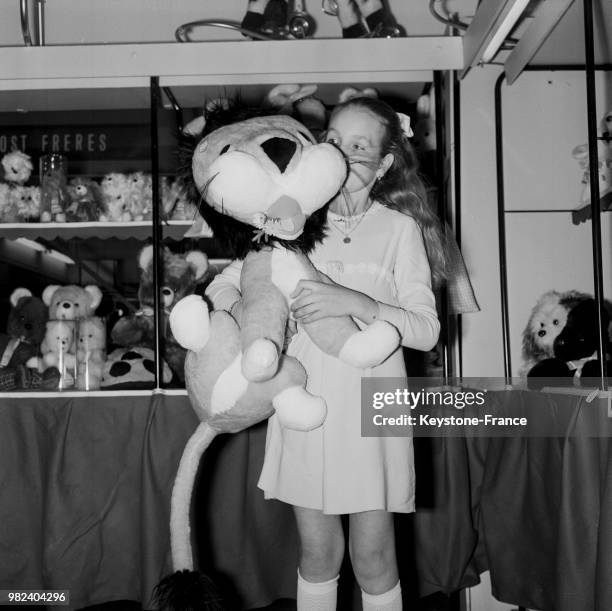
[206,96,445,610]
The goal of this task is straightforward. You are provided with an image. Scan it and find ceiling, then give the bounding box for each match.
[529,0,612,66]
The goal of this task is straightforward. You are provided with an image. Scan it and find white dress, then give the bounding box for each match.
[206,202,439,514]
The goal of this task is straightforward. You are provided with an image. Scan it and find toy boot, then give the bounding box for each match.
[241,0,288,39]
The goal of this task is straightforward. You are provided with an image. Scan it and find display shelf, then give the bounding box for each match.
[0,38,462,85]
[0,220,210,241]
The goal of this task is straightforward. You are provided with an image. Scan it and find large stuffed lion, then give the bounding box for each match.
[155,103,400,609]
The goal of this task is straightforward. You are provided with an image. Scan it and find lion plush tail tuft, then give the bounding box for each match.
[154,569,224,611]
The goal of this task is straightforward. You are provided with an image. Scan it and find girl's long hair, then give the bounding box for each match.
[330,97,448,287]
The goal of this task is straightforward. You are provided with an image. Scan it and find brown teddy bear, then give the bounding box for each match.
[0,288,59,391]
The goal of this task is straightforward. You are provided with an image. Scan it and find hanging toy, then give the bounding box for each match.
[571,108,612,224]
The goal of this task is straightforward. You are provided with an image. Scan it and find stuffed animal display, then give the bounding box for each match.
[110,245,209,383]
[40,284,103,389]
[522,289,612,388]
[0,288,59,391]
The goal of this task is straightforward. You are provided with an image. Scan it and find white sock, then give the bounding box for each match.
[361,581,402,611]
[297,570,339,611]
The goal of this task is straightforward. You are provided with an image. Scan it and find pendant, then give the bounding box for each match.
[343,237,351,244]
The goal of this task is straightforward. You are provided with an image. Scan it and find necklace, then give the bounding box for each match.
[329,202,373,244]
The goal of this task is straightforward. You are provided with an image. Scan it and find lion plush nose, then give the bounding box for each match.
[261,137,297,173]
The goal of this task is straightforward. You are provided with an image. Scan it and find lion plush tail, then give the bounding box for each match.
[154,421,223,610]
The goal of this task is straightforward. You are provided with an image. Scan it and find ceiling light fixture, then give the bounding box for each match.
[461,0,531,78]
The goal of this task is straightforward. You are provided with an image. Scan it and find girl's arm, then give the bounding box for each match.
[375,218,440,352]
[291,218,440,352]
[205,259,243,312]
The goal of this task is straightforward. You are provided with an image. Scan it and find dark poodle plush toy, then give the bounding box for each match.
[154,100,401,609]
[523,290,611,389]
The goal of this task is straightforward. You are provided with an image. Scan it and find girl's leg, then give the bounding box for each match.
[349,510,402,610]
[293,505,344,611]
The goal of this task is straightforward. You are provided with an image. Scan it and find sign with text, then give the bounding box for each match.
[0,109,177,176]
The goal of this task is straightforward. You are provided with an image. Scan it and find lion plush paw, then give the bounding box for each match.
[338,320,400,368]
[242,338,279,382]
[273,386,327,431]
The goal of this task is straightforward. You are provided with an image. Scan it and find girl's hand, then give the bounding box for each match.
[290,277,378,323]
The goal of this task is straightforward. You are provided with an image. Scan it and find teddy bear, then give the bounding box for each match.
[41,319,77,389]
[126,171,153,221]
[42,283,103,321]
[110,245,209,383]
[1,150,33,185]
[41,283,104,387]
[66,177,104,222]
[12,185,40,222]
[154,106,399,607]
[522,290,612,388]
[75,316,106,390]
[99,172,132,222]
[0,288,60,391]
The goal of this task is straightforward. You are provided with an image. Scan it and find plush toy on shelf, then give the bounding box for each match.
[42,284,103,321]
[337,86,378,104]
[101,346,173,389]
[1,151,38,223]
[412,85,436,155]
[41,319,77,388]
[154,103,399,607]
[13,186,41,222]
[162,177,199,222]
[110,245,209,384]
[75,316,107,390]
[99,172,132,222]
[39,159,70,224]
[266,83,327,138]
[571,108,612,224]
[0,184,19,223]
[1,150,33,185]
[522,289,612,388]
[66,177,104,222]
[0,288,59,391]
[126,171,153,221]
